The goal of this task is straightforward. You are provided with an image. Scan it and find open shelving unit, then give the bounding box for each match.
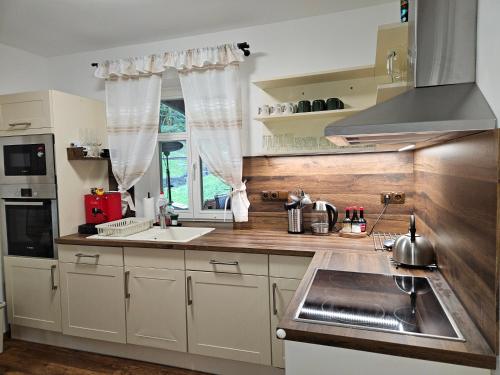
[254,107,368,125]
[253,65,375,90]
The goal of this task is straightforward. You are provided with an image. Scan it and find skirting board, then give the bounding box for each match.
[11,326,284,375]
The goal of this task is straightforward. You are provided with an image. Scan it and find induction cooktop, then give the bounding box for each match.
[295,269,464,341]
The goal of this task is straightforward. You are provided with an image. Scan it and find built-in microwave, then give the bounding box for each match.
[0,134,55,185]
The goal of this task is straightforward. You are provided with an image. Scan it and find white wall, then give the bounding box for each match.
[0,43,49,94]
[48,3,399,156]
[477,0,500,121]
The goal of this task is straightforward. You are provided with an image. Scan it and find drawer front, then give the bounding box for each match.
[124,247,184,270]
[269,255,311,279]
[186,250,268,276]
[58,244,123,266]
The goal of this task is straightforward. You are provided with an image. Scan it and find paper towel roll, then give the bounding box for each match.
[143,197,156,221]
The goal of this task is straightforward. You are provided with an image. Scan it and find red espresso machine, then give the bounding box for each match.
[79,190,122,234]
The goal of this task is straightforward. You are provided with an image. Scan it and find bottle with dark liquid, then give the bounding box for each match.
[342,207,352,233]
[351,207,361,233]
[359,207,367,233]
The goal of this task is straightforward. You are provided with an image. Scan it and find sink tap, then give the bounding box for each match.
[159,206,169,229]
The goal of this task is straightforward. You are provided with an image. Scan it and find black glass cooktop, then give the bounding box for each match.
[295,269,464,341]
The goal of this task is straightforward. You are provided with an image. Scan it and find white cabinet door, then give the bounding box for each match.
[270,277,301,368]
[125,266,187,352]
[0,91,52,131]
[4,256,61,332]
[186,271,271,365]
[60,262,126,343]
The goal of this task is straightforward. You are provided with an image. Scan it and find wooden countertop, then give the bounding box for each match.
[278,250,496,369]
[56,229,495,369]
[56,229,374,256]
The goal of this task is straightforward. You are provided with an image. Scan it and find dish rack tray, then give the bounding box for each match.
[96,218,153,237]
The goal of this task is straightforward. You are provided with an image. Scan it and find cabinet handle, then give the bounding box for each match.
[50,265,58,290]
[75,253,100,259]
[124,271,130,299]
[209,259,239,266]
[187,276,193,305]
[272,282,278,315]
[9,122,31,127]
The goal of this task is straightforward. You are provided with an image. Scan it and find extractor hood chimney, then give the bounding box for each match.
[325,0,497,151]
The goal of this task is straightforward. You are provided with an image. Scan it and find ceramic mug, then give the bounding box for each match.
[326,97,345,110]
[297,100,311,113]
[258,105,270,116]
[270,103,283,116]
[281,102,295,115]
[312,99,327,112]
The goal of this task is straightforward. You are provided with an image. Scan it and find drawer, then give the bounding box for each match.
[186,250,268,276]
[269,255,311,279]
[58,244,123,266]
[124,247,184,270]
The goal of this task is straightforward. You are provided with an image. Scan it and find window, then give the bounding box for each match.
[156,99,231,220]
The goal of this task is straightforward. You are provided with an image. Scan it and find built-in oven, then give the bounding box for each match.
[0,181,59,259]
[0,134,55,185]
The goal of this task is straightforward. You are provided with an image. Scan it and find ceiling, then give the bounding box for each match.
[0,0,394,57]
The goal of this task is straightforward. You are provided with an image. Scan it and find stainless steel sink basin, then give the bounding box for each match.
[89,226,215,243]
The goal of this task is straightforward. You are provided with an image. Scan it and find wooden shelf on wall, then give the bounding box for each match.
[254,107,367,125]
[67,147,109,161]
[253,65,375,90]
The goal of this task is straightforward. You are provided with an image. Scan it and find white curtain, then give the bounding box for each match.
[177,48,249,222]
[96,43,249,221]
[105,75,161,213]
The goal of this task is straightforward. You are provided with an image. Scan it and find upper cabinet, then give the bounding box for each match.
[253,22,410,156]
[0,91,52,132]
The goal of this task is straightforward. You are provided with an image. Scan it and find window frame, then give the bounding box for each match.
[136,89,231,222]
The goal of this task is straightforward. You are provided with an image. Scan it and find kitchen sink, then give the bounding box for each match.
[89,226,215,243]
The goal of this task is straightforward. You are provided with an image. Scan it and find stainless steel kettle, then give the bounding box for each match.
[393,214,435,267]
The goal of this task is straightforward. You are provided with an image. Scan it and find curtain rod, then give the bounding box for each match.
[90,42,250,67]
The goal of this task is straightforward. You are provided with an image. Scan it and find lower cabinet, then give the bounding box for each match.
[59,262,126,343]
[125,266,187,352]
[4,256,61,332]
[270,277,301,368]
[186,270,271,365]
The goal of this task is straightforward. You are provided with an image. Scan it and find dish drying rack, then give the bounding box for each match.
[96,218,153,237]
[372,232,402,251]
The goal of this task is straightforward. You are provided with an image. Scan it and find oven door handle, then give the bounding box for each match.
[3,201,44,206]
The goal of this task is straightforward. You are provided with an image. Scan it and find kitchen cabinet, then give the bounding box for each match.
[270,277,301,368]
[268,255,311,368]
[3,256,61,332]
[125,266,187,352]
[0,91,52,132]
[59,262,126,343]
[186,270,271,365]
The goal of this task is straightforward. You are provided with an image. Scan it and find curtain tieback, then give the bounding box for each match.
[223,180,247,222]
[118,187,136,214]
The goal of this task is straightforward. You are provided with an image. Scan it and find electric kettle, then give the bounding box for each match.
[311,200,338,233]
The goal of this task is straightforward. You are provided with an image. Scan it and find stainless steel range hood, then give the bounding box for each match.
[325,0,497,151]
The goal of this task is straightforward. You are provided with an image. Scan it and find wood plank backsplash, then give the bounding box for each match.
[237,152,414,232]
[414,130,499,352]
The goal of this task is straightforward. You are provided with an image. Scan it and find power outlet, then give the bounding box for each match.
[380,192,406,204]
[262,190,288,201]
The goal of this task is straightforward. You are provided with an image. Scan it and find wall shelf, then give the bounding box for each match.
[253,65,375,90]
[254,108,367,125]
[67,147,109,161]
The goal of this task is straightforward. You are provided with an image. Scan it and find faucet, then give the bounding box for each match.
[159,206,168,229]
